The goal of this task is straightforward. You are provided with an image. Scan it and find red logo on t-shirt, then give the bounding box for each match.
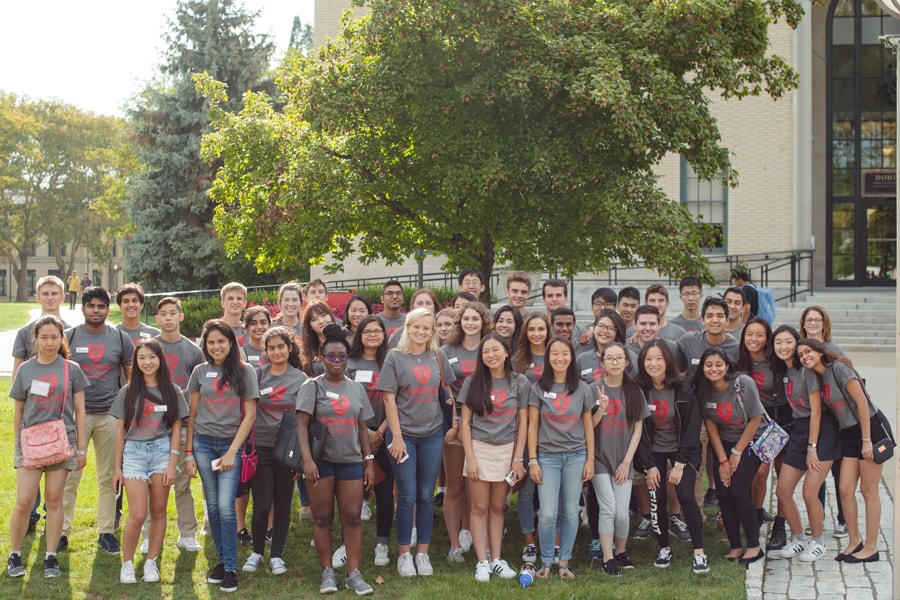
[269,386,286,403]
[236,335,246,347]
[593,367,606,382]
[214,377,231,395]
[368,371,381,391]
[460,360,477,377]
[37,374,58,397]
[785,379,794,399]
[413,365,431,385]
[492,390,507,407]
[822,384,830,402]
[553,393,571,413]
[607,397,622,419]
[332,395,350,416]
[533,364,544,379]
[87,344,105,363]
[716,403,733,422]
[143,399,157,418]
[653,399,669,419]
[165,354,179,373]
[751,371,765,388]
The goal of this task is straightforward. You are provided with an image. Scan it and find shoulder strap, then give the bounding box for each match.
[734,378,748,426]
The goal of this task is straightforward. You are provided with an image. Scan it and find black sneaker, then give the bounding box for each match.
[703,488,717,507]
[601,558,620,577]
[56,535,68,553]
[220,570,238,593]
[7,554,26,578]
[208,562,226,584]
[237,528,252,547]
[615,550,635,569]
[434,492,445,507]
[265,529,273,544]
[43,555,61,578]
[98,533,121,555]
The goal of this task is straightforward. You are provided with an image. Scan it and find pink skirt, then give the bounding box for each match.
[464,439,514,482]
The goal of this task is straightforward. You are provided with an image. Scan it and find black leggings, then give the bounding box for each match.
[250,444,295,557]
[652,452,704,551]
[713,441,762,551]
[372,442,395,543]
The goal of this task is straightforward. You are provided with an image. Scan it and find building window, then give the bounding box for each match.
[680,156,727,254]
[0,269,6,297]
[27,270,36,297]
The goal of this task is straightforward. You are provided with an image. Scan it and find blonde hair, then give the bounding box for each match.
[395,308,438,354]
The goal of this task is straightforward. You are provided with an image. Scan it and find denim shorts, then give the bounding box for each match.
[122,436,172,482]
[317,460,363,481]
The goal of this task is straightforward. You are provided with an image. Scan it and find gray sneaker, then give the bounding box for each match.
[320,567,338,594]
[7,554,26,578]
[345,569,374,596]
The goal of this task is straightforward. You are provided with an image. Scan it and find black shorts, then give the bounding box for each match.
[841,413,891,459]
[783,412,841,470]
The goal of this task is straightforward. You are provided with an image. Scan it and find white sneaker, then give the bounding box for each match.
[410,527,417,547]
[779,539,806,559]
[374,543,390,567]
[176,536,202,552]
[415,553,433,576]
[448,547,465,563]
[490,558,516,579]
[397,552,416,578]
[361,502,372,521]
[140,538,149,555]
[332,544,348,568]
[522,544,537,562]
[269,557,286,576]
[459,529,473,552]
[799,539,825,562]
[243,552,264,573]
[474,560,490,582]
[120,560,137,584]
[142,558,160,583]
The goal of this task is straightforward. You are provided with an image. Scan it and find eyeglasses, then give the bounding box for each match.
[383,290,403,297]
[603,356,626,364]
[592,301,615,308]
[323,353,348,362]
[804,317,823,324]
[681,291,702,298]
[595,323,617,333]
[461,279,482,286]
[362,329,384,336]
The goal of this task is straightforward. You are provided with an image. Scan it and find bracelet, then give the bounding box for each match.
[185,449,193,454]
[184,455,195,462]
[454,416,461,421]
[862,438,872,442]
[170,449,180,456]
[807,443,817,448]
[229,447,239,453]
[719,459,728,466]
[528,460,539,467]
[363,454,375,461]
[513,457,524,463]
[673,462,685,470]
[807,448,817,453]
[730,448,742,456]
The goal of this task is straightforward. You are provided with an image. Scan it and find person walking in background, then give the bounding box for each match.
[67,270,80,310]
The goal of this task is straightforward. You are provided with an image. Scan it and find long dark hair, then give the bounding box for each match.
[32,316,70,359]
[200,319,247,397]
[348,315,387,366]
[770,325,800,377]
[343,295,373,332]
[737,317,773,374]
[592,308,627,350]
[537,336,580,394]
[263,326,302,370]
[513,312,550,374]
[692,347,737,407]
[302,301,335,364]
[492,305,522,352]
[467,333,512,417]
[796,338,854,369]
[124,339,180,430]
[600,342,644,425]
[635,338,681,390]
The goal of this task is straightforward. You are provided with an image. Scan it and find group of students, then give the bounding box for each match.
[6,271,892,593]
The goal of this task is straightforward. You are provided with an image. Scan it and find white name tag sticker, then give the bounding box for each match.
[31,380,51,396]
[529,363,535,369]
[783,377,789,384]
[326,391,340,400]
[206,371,218,378]
[248,355,260,361]
[139,332,152,339]
[355,370,373,383]
[543,391,557,399]
[490,394,495,402]
[706,402,718,409]
[581,368,593,376]
[691,358,700,365]
[75,346,89,354]
[260,387,274,396]
[648,404,657,412]
[448,357,458,364]
[153,404,168,413]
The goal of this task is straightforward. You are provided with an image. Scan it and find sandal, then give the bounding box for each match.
[558,565,575,580]
[536,563,553,579]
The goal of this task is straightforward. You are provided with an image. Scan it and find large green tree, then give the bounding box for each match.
[126,0,273,292]
[0,93,125,301]
[200,0,806,295]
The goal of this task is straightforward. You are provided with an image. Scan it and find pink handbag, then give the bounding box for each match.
[20,361,74,468]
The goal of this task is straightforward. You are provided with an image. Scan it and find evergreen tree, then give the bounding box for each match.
[288,17,314,56]
[126,0,273,292]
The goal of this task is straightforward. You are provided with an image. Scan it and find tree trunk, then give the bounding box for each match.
[478,229,495,304]
[13,250,28,302]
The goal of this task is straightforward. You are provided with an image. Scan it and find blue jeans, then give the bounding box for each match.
[194,434,243,571]
[386,429,443,546]
[536,450,586,563]
[516,475,536,535]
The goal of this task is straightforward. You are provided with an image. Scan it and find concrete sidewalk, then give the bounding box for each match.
[0,306,85,376]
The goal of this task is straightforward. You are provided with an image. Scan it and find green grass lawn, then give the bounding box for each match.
[0,375,745,599]
[0,304,37,332]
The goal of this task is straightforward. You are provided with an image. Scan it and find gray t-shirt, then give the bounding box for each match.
[271,318,303,339]
[528,380,593,454]
[457,373,529,444]
[514,354,545,385]
[110,385,186,441]
[242,344,269,370]
[297,376,374,464]
[820,361,877,430]
[347,357,385,429]
[231,325,248,348]
[658,322,687,341]
[590,380,649,478]
[12,319,72,360]
[790,366,819,419]
[65,325,135,414]
[187,363,260,439]
[118,323,161,346]
[669,314,703,333]
[647,387,679,453]
[439,344,479,396]
[255,365,307,446]
[703,374,766,444]
[155,335,204,398]
[676,331,740,381]
[377,349,456,438]
[11,356,90,447]
[378,313,407,340]
[747,359,777,407]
